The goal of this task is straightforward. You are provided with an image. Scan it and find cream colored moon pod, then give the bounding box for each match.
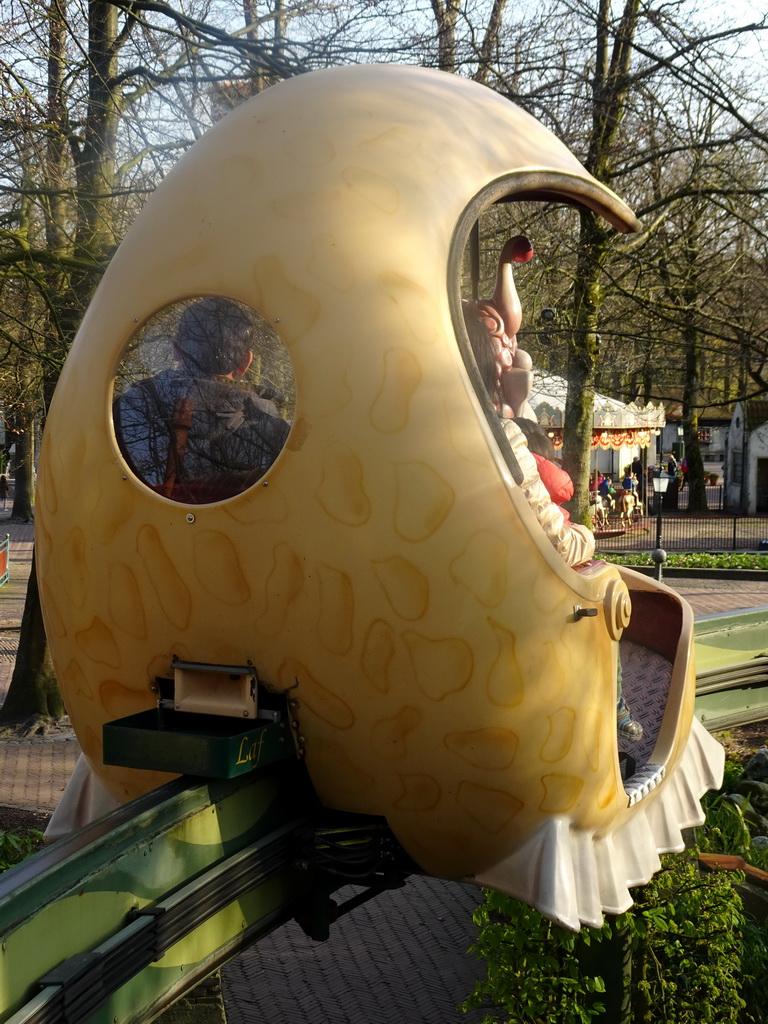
[36,64,723,930]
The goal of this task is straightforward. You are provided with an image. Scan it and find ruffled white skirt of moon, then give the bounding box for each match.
[470,716,724,930]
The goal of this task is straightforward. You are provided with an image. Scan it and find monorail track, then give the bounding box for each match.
[0,760,409,1024]
[0,762,316,1024]
[694,607,768,732]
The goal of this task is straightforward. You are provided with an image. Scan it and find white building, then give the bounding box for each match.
[661,403,728,484]
[726,401,768,513]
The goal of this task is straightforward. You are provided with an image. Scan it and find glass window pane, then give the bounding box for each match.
[113,297,294,504]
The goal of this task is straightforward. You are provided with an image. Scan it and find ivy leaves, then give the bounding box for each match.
[463,852,764,1023]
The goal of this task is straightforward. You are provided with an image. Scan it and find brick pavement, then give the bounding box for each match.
[663,575,768,617]
[4,507,768,1023]
[0,734,81,812]
[0,512,81,812]
[222,879,487,1024]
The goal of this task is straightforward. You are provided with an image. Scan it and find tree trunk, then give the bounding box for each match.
[9,419,35,523]
[563,210,609,524]
[563,0,640,523]
[0,548,64,725]
[430,0,460,72]
[682,330,709,514]
[473,0,510,85]
[7,0,125,729]
[562,353,596,526]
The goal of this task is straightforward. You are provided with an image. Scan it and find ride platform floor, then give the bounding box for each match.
[2,508,768,1023]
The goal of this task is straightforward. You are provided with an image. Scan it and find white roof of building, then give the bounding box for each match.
[530,372,666,431]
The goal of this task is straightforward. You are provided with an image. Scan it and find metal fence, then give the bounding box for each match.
[595,513,768,553]
[673,484,723,512]
[631,484,723,514]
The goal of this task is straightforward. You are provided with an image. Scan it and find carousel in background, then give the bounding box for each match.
[529,372,666,510]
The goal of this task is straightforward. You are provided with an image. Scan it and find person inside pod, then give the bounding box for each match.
[114,297,289,504]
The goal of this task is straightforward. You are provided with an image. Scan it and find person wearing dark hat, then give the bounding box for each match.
[114,297,289,502]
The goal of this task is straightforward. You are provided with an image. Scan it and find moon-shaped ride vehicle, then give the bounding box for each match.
[36,64,723,930]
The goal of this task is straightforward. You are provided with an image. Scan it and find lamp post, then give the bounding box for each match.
[651,471,670,581]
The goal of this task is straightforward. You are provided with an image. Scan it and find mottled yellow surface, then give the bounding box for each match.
[36,65,692,882]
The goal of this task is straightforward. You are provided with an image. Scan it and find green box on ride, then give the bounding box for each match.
[103,709,296,779]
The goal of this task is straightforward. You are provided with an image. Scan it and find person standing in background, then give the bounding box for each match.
[631,455,643,502]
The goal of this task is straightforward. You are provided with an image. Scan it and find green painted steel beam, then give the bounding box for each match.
[696,685,768,732]
[694,607,768,673]
[0,761,316,1024]
[694,607,768,731]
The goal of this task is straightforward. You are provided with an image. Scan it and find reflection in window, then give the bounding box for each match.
[113,297,294,504]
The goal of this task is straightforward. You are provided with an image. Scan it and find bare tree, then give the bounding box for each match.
[471,0,768,522]
[0,0,308,726]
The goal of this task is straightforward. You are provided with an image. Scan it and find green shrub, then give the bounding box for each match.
[0,829,44,872]
[626,854,747,1024]
[599,552,768,570]
[463,852,761,1024]
[698,794,768,873]
[463,758,768,1024]
[462,892,607,1024]
[741,918,768,1024]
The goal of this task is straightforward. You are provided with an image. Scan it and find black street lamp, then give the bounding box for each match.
[651,471,670,581]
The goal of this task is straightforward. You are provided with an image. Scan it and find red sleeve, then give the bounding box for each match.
[532,453,574,508]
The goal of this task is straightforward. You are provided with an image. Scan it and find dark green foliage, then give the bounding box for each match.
[699,788,768,873]
[463,758,768,1023]
[462,892,607,1024]
[740,919,768,1024]
[625,855,746,1024]
[0,829,43,872]
[600,553,768,570]
[463,853,761,1023]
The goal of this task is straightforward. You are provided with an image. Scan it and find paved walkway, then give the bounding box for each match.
[3,507,768,1023]
[0,512,81,812]
[660,575,768,617]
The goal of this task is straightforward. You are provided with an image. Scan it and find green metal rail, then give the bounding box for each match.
[0,762,316,1024]
[694,606,768,732]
